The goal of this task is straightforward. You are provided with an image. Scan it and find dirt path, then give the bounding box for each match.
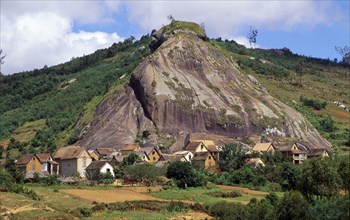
[170,211,213,220]
[216,185,268,195]
[60,189,164,203]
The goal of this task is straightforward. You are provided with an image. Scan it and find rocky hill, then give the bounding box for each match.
[79,21,332,151]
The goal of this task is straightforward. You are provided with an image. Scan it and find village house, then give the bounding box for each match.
[54,146,92,177]
[94,147,116,160]
[135,151,150,162]
[85,161,115,180]
[35,153,59,175]
[245,158,265,168]
[306,148,329,158]
[276,143,308,164]
[88,150,100,161]
[185,140,221,161]
[16,154,42,174]
[173,151,194,162]
[140,146,161,163]
[155,154,187,167]
[191,152,217,171]
[252,142,276,154]
[121,144,141,155]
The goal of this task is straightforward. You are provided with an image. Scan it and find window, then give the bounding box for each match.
[153,157,156,161]
[83,158,86,167]
[209,156,211,159]
[106,168,110,173]
[152,151,155,155]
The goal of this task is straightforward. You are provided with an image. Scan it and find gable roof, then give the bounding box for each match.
[185,141,207,151]
[192,140,215,147]
[192,152,213,161]
[95,147,115,156]
[85,161,109,170]
[253,143,275,152]
[35,153,52,163]
[122,144,140,151]
[141,146,160,156]
[17,154,36,165]
[54,146,86,159]
[134,151,150,159]
[159,154,185,162]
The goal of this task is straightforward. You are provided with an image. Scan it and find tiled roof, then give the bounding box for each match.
[159,154,185,162]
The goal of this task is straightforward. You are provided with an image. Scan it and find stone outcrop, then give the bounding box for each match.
[79,21,332,151]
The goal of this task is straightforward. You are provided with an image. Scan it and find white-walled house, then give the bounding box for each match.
[85,161,115,180]
[54,146,92,177]
[173,151,194,162]
[36,153,59,175]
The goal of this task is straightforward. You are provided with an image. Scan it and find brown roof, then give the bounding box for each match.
[159,154,185,162]
[35,153,52,163]
[206,145,219,152]
[192,152,212,161]
[54,146,86,159]
[122,144,140,151]
[185,142,204,151]
[308,149,327,156]
[16,154,36,165]
[253,143,275,152]
[95,147,115,156]
[192,139,216,147]
[85,161,109,170]
[141,146,160,156]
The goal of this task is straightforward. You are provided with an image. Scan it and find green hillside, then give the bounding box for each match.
[0,35,152,154]
[212,39,349,154]
[0,34,349,156]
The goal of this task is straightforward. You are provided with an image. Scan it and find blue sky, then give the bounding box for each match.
[1,0,349,75]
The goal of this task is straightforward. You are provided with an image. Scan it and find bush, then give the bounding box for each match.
[10,185,40,200]
[208,190,242,198]
[0,170,14,190]
[209,201,249,220]
[276,191,311,220]
[43,174,59,185]
[300,96,327,110]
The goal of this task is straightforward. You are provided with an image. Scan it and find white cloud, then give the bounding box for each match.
[124,1,332,39]
[1,1,122,75]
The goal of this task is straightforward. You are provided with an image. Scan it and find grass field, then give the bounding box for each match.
[0,184,277,219]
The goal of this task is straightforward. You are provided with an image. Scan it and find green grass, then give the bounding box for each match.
[162,20,206,36]
[149,186,270,204]
[10,119,47,143]
[89,210,181,220]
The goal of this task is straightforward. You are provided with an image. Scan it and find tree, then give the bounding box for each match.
[219,144,248,171]
[247,26,258,48]
[279,162,301,191]
[125,164,166,185]
[338,158,350,192]
[0,49,5,75]
[335,46,350,64]
[276,191,311,220]
[298,158,342,200]
[166,161,206,188]
[121,153,141,166]
[295,58,306,87]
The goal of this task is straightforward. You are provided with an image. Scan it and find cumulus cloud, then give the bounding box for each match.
[124,1,332,38]
[1,1,122,75]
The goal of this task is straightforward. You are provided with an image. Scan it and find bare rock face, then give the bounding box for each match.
[79,21,332,151]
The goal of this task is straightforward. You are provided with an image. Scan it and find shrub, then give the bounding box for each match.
[209,201,249,220]
[300,96,327,110]
[10,185,40,200]
[43,174,59,185]
[208,190,242,198]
